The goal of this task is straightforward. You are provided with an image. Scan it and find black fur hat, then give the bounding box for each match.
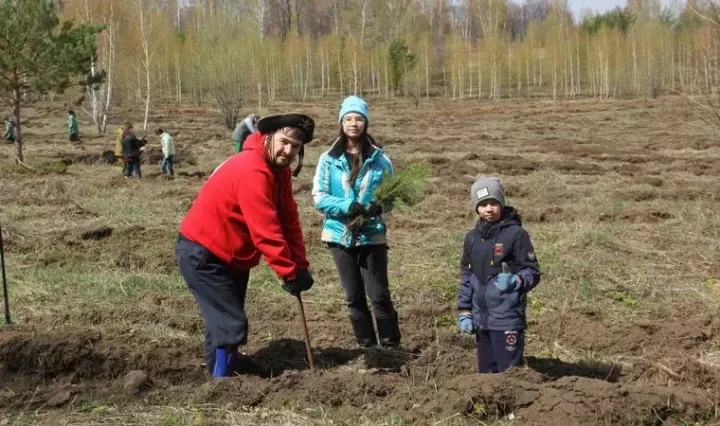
[257,113,315,144]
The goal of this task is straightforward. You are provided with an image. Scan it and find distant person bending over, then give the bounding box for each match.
[231,114,259,153]
[68,110,79,142]
[121,123,146,179]
[156,127,175,177]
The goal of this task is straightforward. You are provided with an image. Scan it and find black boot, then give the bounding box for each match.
[376,315,401,349]
[350,316,377,348]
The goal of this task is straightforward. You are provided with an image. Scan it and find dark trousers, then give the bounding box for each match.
[329,244,400,348]
[175,236,250,373]
[123,156,142,178]
[161,155,174,176]
[476,330,525,373]
[69,132,79,142]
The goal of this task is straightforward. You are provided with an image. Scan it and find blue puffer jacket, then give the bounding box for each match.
[457,207,541,331]
[312,135,392,247]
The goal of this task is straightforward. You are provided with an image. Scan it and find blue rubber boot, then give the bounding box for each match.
[213,347,237,378]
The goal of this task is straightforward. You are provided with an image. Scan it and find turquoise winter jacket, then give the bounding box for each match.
[312,136,393,247]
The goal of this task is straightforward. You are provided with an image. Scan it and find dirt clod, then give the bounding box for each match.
[122,370,150,395]
[46,387,73,407]
[80,226,113,241]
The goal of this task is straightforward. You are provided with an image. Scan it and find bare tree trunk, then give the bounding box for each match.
[384,59,389,98]
[337,41,344,95]
[478,47,482,99]
[517,51,521,95]
[415,62,420,105]
[85,53,101,133]
[670,39,675,92]
[370,54,376,95]
[265,55,272,103]
[568,46,573,98]
[451,63,456,100]
[531,34,537,87]
[101,3,116,133]
[138,1,152,133]
[321,46,326,97]
[576,34,581,96]
[714,34,718,94]
[425,39,430,98]
[353,50,358,95]
[539,46,543,87]
[13,86,23,163]
[507,45,512,99]
[250,49,261,110]
[359,0,368,49]
[525,57,530,97]
[303,38,310,101]
[632,37,638,94]
[564,45,569,98]
[164,58,171,98]
[82,0,108,134]
[552,45,557,101]
[468,42,473,98]
[404,61,410,97]
[175,52,182,105]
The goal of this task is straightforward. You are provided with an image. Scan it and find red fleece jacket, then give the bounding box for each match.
[179,132,308,279]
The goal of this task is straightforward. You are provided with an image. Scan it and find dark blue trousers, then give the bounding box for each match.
[175,235,249,373]
[476,329,525,373]
[123,157,142,178]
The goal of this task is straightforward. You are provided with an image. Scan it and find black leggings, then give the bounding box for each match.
[329,243,400,348]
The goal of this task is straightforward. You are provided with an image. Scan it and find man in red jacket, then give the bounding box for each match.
[175,113,315,377]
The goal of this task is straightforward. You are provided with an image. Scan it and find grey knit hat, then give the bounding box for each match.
[469,176,505,211]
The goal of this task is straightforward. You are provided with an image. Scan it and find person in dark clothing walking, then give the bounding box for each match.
[121,123,146,178]
[312,96,401,350]
[176,113,316,378]
[457,176,541,373]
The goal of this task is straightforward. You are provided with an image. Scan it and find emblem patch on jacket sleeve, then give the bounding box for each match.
[494,243,504,256]
[505,330,518,351]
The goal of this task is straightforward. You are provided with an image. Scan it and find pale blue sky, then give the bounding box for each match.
[569,0,675,20]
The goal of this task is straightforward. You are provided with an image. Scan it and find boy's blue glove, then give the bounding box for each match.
[457,313,474,334]
[494,262,522,293]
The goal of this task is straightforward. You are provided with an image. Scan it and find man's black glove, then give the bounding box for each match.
[347,201,366,217]
[366,201,384,217]
[282,278,300,295]
[296,269,314,292]
[283,269,314,295]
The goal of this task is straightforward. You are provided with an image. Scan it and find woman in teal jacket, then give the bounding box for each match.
[312,96,401,349]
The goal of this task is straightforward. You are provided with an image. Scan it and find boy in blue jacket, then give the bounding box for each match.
[457,177,541,373]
